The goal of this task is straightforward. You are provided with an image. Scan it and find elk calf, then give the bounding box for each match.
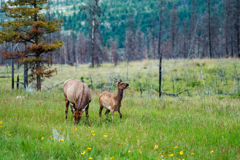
[63,79,91,125]
[99,78,129,119]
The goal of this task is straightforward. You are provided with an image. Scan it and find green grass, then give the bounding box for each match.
[0,59,240,159]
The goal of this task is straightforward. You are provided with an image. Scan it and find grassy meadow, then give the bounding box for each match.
[0,59,240,160]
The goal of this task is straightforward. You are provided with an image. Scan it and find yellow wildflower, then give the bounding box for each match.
[0,121,2,124]
[74,127,77,131]
[191,153,194,155]
[8,134,11,136]
[104,133,107,137]
[0,126,2,128]
[137,140,140,143]
[52,138,55,140]
[41,137,44,141]
[174,146,178,149]
[128,151,131,153]
[59,139,64,142]
[91,130,94,133]
[139,150,142,153]
[211,150,214,153]
[180,151,183,155]
[169,154,174,156]
[88,127,91,129]
[110,156,114,159]
[87,147,91,150]
[81,151,85,155]
[92,133,95,136]
[89,157,93,160]
[155,145,158,149]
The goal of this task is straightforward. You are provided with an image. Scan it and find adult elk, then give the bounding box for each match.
[99,78,129,119]
[63,79,91,125]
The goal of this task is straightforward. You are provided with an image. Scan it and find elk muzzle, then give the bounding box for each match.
[73,110,83,125]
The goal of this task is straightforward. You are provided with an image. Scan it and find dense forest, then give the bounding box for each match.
[0,0,240,66]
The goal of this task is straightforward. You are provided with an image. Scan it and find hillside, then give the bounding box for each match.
[1,0,238,62]
[0,0,216,48]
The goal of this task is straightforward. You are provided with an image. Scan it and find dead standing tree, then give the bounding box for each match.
[208,0,213,58]
[110,40,119,66]
[135,29,144,60]
[158,0,163,97]
[170,7,179,59]
[125,29,134,61]
[125,15,136,61]
[80,0,102,67]
[225,0,230,58]
[235,0,240,58]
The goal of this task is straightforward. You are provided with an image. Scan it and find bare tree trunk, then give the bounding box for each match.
[11,43,14,89]
[89,0,94,67]
[231,36,234,57]
[147,29,150,59]
[208,0,213,58]
[12,58,14,89]
[236,0,240,58]
[24,63,28,89]
[225,0,229,58]
[24,43,28,89]
[37,61,41,91]
[67,37,71,65]
[158,0,163,97]
[171,9,177,59]
[71,31,76,64]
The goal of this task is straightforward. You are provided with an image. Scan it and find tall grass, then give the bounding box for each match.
[0,59,239,159]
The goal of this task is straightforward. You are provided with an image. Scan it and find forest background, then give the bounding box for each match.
[1,0,240,66]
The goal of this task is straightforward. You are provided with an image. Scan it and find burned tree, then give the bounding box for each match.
[80,0,102,67]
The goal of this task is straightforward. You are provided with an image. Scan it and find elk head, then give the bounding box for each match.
[114,78,129,90]
[73,110,84,125]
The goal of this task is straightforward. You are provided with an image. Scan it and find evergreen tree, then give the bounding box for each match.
[0,0,63,90]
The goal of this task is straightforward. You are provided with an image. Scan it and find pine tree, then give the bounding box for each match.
[0,0,63,90]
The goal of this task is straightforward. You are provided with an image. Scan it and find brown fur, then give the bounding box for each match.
[99,78,129,119]
[63,79,91,125]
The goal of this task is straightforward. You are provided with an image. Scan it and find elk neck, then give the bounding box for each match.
[116,88,124,101]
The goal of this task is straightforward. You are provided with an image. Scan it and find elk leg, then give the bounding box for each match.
[111,110,114,120]
[85,104,89,119]
[65,96,69,119]
[70,103,75,115]
[99,105,103,117]
[104,109,110,116]
[118,108,122,118]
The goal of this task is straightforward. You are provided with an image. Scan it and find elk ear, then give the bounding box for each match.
[119,79,122,82]
[114,78,118,84]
